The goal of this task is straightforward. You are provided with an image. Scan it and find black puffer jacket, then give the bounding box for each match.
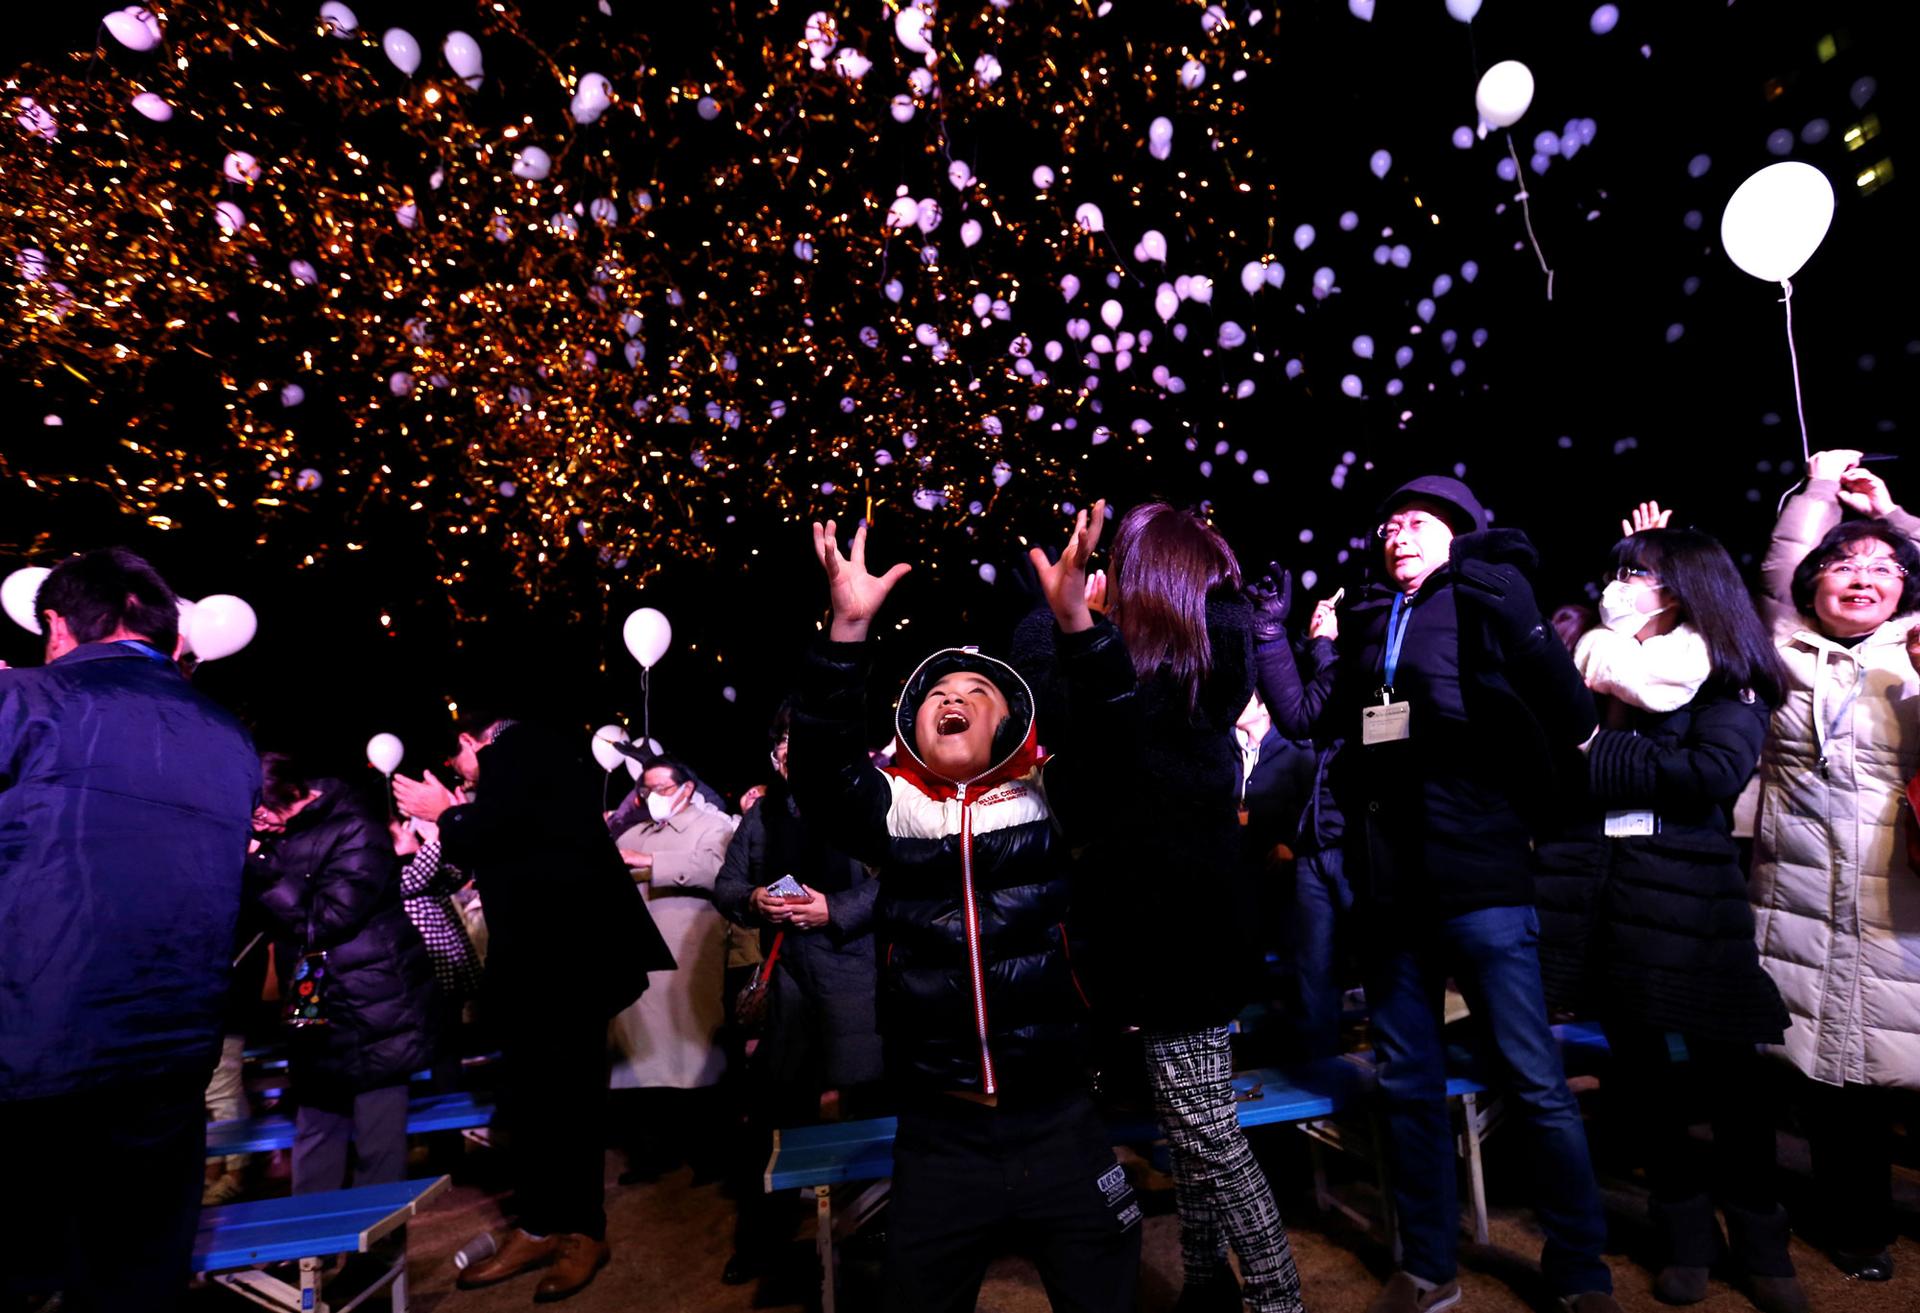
[1534,681,1789,1044]
[254,781,435,1096]
[790,625,1133,1097]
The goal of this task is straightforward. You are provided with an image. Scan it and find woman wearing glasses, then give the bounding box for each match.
[1533,513,1797,1312]
[1749,448,1920,1284]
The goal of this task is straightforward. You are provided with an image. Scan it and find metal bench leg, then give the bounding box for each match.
[389,1246,409,1313]
[1460,1092,1490,1246]
[817,1183,836,1313]
[300,1256,327,1313]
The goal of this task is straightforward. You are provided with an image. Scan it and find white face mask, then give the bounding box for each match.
[645,790,678,822]
[1599,579,1669,634]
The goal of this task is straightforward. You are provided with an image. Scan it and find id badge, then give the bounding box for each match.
[1604,809,1657,838]
[1362,700,1412,745]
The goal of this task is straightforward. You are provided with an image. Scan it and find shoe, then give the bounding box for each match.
[1561,1296,1623,1313]
[1367,1272,1463,1313]
[1171,1274,1245,1311]
[201,1171,245,1207]
[1722,1204,1808,1313]
[456,1229,560,1289]
[1830,1248,1894,1282]
[722,1250,762,1286]
[533,1235,610,1302]
[1648,1194,1725,1305]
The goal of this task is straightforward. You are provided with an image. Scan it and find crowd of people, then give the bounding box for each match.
[1,446,1916,1313]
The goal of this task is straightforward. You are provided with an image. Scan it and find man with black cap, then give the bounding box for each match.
[789,512,1143,1313]
[1263,476,1617,1313]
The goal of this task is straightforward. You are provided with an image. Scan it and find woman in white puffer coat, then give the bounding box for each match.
[1750,448,1920,1283]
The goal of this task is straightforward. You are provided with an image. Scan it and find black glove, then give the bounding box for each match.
[1452,557,1546,651]
[1246,562,1293,645]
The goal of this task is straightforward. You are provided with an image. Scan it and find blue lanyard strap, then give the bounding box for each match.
[1381,592,1412,693]
[113,639,172,663]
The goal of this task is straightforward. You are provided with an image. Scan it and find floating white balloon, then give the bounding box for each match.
[1720,161,1835,283]
[1476,61,1535,129]
[131,91,173,121]
[591,724,630,773]
[1293,223,1315,250]
[895,4,933,56]
[1074,202,1105,233]
[1445,0,1481,20]
[623,607,673,669]
[443,30,483,85]
[381,28,420,76]
[1240,261,1265,295]
[571,72,612,123]
[187,595,257,661]
[364,733,404,776]
[2,566,51,634]
[511,146,552,180]
[1369,149,1392,179]
[318,1,358,36]
[103,6,162,51]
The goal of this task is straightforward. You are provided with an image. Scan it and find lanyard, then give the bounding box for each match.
[113,639,172,663]
[1381,592,1412,695]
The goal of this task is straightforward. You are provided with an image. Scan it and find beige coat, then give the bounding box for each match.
[1749,482,1920,1089]
[607,803,736,1089]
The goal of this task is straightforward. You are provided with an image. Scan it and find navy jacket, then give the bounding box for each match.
[0,642,258,1100]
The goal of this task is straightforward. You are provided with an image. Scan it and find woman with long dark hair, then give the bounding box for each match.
[1533,518,1801,1312]
[1748,449,1920,1283]
[1034,502,1303,1313]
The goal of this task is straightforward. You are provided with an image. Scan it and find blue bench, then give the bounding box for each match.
[207,1091,495,1158]
[196,1175,449,1313]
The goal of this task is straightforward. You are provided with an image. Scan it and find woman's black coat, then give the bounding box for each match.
[1533,681,1789,1044]
[254,781,437,1096]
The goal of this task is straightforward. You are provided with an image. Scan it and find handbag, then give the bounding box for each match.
[282,906,331,1028]
[733,932,785,1034]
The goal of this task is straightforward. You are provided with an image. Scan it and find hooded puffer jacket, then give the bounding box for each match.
[254,781,436,1096]
[1749,485,1920,1090]
[790,625,1134,1097]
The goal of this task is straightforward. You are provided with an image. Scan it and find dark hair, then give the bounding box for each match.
[646,756,692,787]
[1611,529,1786,706]
[1107,503,1243,711]
[768,701,793,746]
[259,751,311,812]
[455,708,517,743]
[35,547,179,651]
[1787,519,1920,622]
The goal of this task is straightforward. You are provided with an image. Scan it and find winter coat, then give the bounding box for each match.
[790,627,1132,1097]
[0,642,259,1101]
[1266,529,1598,914]
[1534,680,1788,1043]
[608,801,735,1089]
[1749,484,1920,1090]
[253,781,436,1096]
[1015,596,1268,1030]
[714,785,883,1091]
[438,721,674,1030]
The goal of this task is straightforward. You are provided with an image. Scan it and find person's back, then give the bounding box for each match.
[0,547,257,1310]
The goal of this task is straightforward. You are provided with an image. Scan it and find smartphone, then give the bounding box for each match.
[765,873,808,901]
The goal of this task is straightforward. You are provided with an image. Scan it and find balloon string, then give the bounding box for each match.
[640,666,652,749]
[1780,278,1811,465]
[1504,133,1555,302]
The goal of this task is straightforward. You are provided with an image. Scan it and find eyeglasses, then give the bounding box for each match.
[1376,514,1444,542]
[1612,566,1666,588]
[1820,558,1908,582]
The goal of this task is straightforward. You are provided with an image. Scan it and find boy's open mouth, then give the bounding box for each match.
[937,709,971,736]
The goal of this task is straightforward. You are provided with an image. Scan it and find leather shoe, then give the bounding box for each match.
[457,1230,559,1289]
[1832,1248,1894,1282]
[534,1234,610,1302]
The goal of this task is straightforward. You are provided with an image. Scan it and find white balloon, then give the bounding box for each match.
[572,72,612,123]
[960,218,982,247]
[1240,261,1265,294]
[511,146,552,181]
[187,595,256,661]
[366,733,405,776]
[1100,299,1123,329]
[2,566,51,634]
[103,6,161,51]
[623,606,673,669]
[1369,149,1392,179]
[213,200,246,234]
[222,150,261,183]
[1033,165,1056,189]
[1188,275,1213,304]
[591,723,629,772]
[1476,60,1535,129]
[1155,283,1179,321]
[1720,161,1835,283]
[1293,223,1316,250]
[895,4,932,55]
[1445,0,1481,20]
[1353,334,1375,359]
[1141,229,1168,262]
[1060,274,1081,301]
[381,28,421,76]
[886,195,919,230]
[442,30,483,80]
[131,91,173,121]
[318,2,358,36]
[1074,202,1105,233]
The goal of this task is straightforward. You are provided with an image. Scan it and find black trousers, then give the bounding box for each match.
[1799,1077,1901,1252]
[883,1088,1141,1313]
[1,1072,208,1311]
[1603,1024,1779,1211]
[499,1011,610,1240]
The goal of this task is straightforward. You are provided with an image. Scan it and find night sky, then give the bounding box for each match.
[2,0,1909,801]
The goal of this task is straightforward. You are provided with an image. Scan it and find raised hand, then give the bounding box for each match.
[1837,467,1896,517]
[1619,500,1673,537]
[812,519,912,642]
[1028,500,1108,634]
[1807,448,1865,483]
[1247,563,1294,645]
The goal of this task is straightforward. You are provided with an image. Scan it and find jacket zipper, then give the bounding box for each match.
[957,783,996,1094]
